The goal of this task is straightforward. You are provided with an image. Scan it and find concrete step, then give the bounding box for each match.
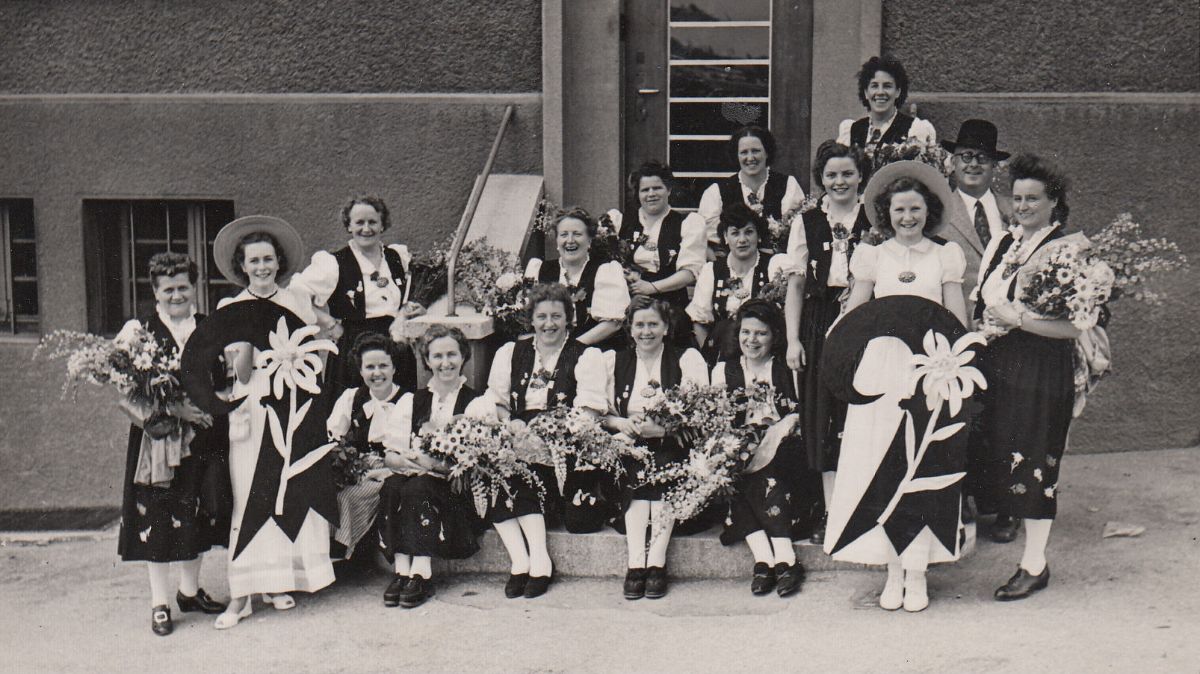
[434,525,876,579]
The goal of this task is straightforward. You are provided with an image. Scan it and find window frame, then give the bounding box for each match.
[0,198,39,334]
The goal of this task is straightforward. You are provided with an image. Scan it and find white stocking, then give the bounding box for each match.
[492,520,530,574]
[411,556,433,580]
[770,537,796,566]
[1020,518,1053,575]
[147,562,171,608]
[624,500,650,568]
[517,514,552,577]
[646,501,674,567]
[175,557,201,596]
[744,531,774,564]
[393,553,413,576]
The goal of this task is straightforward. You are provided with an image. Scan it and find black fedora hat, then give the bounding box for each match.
[941,119,1010,160]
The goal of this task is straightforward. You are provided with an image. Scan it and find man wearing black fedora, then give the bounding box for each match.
[941,119,1013,311]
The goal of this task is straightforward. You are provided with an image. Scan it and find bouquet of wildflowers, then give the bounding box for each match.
[418,415,546,518]
[1016,239,1115,332]
[642,431,758,534]
[328,442,385,490]
[1087,212,1188,305]
[450,237,535,340]
[865,138,952,177]
[590,209,640,272]
[755,267,801,310]
[642,382,744,446]
[764,195,818,255]
[36,325,191,439]
[523,406,640,492]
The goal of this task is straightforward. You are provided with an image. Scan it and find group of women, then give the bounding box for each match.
[115,55,1092,635]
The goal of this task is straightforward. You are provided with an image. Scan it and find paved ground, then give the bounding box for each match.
[2,448,1198,674]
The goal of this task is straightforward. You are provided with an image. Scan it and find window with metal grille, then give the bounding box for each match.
[83,200,237,334]
[0,199,38,334]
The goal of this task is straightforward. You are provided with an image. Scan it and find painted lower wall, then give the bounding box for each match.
[0,94,542,510]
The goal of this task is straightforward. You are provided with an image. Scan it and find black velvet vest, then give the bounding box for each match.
[974,227,1065,322]
[623,210,685,281]
[716,171,790,221]
[324,245,408,320]
[612,346,685,417]
[508,339,585,414]
[803,206,872,298]
[711,254,774,322]
[849,112,915,148]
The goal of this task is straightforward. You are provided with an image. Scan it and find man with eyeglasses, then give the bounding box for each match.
[940,119,1013,311]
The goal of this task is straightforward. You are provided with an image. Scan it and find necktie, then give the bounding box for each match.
[973,201,991,247]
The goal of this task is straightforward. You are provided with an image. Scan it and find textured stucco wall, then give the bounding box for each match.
[910,98,1200,453]
[884,0,1200,93]
[0,0,542,93]
[0,95,541,509]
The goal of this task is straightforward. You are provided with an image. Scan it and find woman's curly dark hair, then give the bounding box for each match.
[735,298,786,358]
[148,251,198,287]
[718,202,769,243]
[231,232,288,286]
[524,282,575,327]
[856,55,910,110]
[628,160,676,195]
[1008,153,1071,224]
[812,139,869,193]
[416,324,472,368]
[728,126,777,167]
[873,177,944,237]
[623,294,674,338]
[339,194,391,232]
[349,331,404,377]
[553,206,598,239]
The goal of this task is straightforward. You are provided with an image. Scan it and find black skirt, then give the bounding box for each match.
[560,459,621,534]
[799,293,847,471]
[721,435,807,544]
[117,422,229,563]
[376,473,482,560]
[487,464,558,524]
[975,330,1075,520]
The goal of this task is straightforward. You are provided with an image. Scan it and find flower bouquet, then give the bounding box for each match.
[864,138,952,177]
[641,382,743,446]
[35,324,200,486]
[1087,212,1188,305]
[329,442,384,490]
[523,406,641,493]
[642,431,758,534]
[591,209,640,272]
[450,237,535,341]
[764,195,817,255]
[418,415,546,518]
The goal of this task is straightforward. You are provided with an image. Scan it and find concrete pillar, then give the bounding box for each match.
[810,0,882,148]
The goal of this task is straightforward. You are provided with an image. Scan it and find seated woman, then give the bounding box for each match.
[289,194,423,399]
[601,295,709,600]
[617,160,708,347]
[712,299,805,597]
[697,125,806,250]
[482,283,608,598]
[325,332,407,562]
[525,207,630,352]
[836,56,936,150]
[687,202,795,365]
[377,325,485,609]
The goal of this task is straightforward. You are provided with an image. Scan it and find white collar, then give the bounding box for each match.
[362,384,401,418]
[821,195,862,226]
[639,208,670,229]
[155,308,196,347]
[884,236,936,255]
[429,376,467,403]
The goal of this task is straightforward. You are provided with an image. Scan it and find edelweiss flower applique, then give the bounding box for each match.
[258,317,338,399]
[909,330,987,416]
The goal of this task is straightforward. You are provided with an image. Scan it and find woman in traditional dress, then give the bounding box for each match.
[835,56,936,150]
[601,295,709,600]
[687,202,795,365]
[616,161,708,348]
[789,140,874,544]
[712,299,805,597]
[825,161,972,612]
[289,194,423,399]
[697,126,806,250]
[377,325,484,609]
[325,332,406,561]
[974,155,1092,601]
[524,207,630,352]
[183,215,340,629]
[481,283,608,598]
[116,252,228,636]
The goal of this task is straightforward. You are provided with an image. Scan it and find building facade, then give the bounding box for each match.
[1,0,1196,511]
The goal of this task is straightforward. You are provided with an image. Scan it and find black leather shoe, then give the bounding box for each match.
[176,588,227,614]
[990,515,1020,543]
[524,573,553,599]
[995,565,1049,601]
[644,566,668,599]
[810,515,827,546]
[151,605,173,636]
[775,562,805,597]
[623,568,647,600]
[383,574,409,607]
[399,576,433,609]
[750,562,776,596]
[504,573,530,599]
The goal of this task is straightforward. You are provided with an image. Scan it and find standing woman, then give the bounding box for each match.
[619,161,708,346]
[192,216,339,629]
[835,56,936,150]
[377,325,484,609]
[289,195,423,399]
[325,332,407,561]
[697,126,806,249]
[524,207,630,352]
[601,295,709,600]
[481,283,608,598]
[790,140,874,544]
[826,162,968,612]
[116,252,228,636]
[687,203,795,365]
[975,155,1088,601]
[712,299,806,597]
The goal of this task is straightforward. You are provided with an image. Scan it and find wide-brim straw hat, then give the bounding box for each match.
[213,215,306,287]
[861,160,958,234]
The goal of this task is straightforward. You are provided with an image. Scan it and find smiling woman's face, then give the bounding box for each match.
[821,156,862,204]
[865,70,899,115]
[153,272,195,318]
[556,217,592,264]
[347,202,384,248]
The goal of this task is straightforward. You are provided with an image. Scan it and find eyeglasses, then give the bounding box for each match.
[954,151,994,166]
